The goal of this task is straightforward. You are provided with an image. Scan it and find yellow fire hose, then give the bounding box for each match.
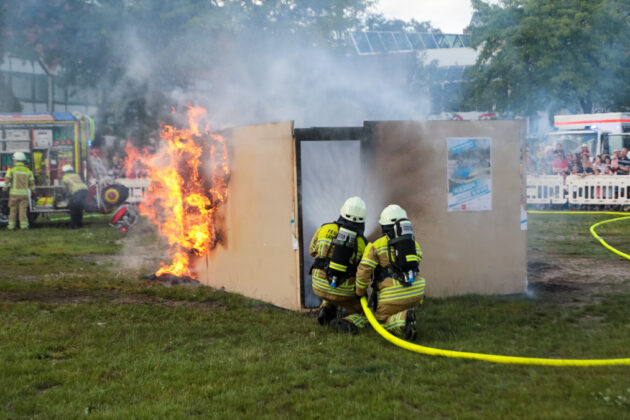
[528,210,630,261]
[361,210,630,366]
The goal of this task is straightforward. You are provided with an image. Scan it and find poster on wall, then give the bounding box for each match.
[447,137,492,211]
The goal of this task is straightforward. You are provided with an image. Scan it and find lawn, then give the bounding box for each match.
[1,213,630,419]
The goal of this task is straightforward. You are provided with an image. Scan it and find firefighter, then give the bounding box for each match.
[310,196,368,334]
[356,204,425,340]
[61,165,88,228]
[2,152,35,230]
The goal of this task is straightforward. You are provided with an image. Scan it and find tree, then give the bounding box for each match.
[364,14,436,33]
[464,0,630,119]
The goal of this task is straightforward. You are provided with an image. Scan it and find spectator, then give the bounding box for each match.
[551,151,569,176]
[581,154,596,175]
[594,155,607,174]
[110,153,125,178]
[603,156,613,174]
[611,150,620,174]
[571,153,584,174]
[617,147,630,175]
[554,143,566,159]
[580,143,591,159]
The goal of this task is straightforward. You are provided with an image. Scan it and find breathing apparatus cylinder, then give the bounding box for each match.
[388,219,419,285]
[327,227,358,288]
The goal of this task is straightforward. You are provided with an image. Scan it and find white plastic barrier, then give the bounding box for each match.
[527,175,630,206]
[115,178,151,204]
[526,175,567,204]
[567,175,630,205]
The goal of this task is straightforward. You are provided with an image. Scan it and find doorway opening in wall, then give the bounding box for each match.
[294,126,373,308]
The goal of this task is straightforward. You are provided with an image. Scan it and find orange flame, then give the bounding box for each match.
[122,140,148,178]
[127,105,229,278]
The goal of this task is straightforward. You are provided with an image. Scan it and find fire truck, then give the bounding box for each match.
[542,113,630,157]
[0,112,129,224]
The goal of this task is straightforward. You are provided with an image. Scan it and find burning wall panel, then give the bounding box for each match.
[196,121,302,310]
[368,120,527,296]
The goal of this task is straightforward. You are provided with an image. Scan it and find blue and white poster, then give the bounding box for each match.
[447,137,492,212]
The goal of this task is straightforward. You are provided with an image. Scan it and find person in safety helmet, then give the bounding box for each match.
[61,165,88,229]
[355,204,425,340]
[2,152,35,230]
[309,196,369,334]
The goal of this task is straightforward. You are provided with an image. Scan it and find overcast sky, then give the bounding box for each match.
[372,0,474,33]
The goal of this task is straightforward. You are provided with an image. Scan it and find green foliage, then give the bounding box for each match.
[364,15,436,33]
[466,0,630,116]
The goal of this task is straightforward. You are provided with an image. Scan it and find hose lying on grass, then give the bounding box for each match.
[529,211,630,261]
[362,211,630,366]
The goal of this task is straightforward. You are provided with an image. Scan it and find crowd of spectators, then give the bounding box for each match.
[526,144,630,177]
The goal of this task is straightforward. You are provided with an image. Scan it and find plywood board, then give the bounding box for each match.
[368,120,527,296]
[196,121,302,310]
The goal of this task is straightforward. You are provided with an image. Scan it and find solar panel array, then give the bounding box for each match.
[350,31,471,55]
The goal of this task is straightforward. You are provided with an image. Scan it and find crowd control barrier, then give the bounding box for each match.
[115,178,151,204]
[117,175,629,207]
[527,175,630,206]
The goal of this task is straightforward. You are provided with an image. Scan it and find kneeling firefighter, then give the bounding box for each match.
[61,165,88,228]
[310,196,368,334]
[356,204,425,340]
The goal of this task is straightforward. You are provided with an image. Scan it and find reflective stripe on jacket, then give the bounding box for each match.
[356,234,424,298]
[309,223,366,297]
[3,162,35,196]
[61,172,88,194]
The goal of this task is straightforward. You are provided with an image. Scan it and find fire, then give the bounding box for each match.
[127,105,229,278]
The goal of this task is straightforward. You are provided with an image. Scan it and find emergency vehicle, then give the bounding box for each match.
[543,113,630,157]
[0,112,128,224]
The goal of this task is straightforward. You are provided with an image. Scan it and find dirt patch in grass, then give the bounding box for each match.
[528,258,628,284]
[527,257,630,303]
[0,289,224,311]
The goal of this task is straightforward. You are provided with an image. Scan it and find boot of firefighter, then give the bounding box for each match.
[345,313,369,329]
[382,310,408,338]
[330,313,367,335]
[317,302,337,326]
[330,317,359,335]
[404,309,417,341]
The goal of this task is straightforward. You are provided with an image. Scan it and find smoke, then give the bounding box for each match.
[184,47,429,129]
[93,5,430,132]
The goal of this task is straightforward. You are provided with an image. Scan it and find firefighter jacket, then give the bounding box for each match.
[2,162,35,196]
[310,223,366,298]
[61,172,88,194]
[355,234,424,299]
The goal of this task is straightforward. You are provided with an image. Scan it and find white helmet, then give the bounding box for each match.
[340,196,367,223]
[62,164,74,173]
[13,151,26,161]
[379,204,408,225]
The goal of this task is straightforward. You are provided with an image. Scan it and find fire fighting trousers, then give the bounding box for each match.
[69,190,88,228]
[374,278,425,337]
[8,195,29,230]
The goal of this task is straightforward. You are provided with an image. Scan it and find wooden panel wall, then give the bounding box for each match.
[368,120,527,296]
[196,121,302,310]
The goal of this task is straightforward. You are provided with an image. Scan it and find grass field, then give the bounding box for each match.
[1,213,630,418]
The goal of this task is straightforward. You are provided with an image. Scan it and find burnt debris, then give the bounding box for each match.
[145,272,200,286]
